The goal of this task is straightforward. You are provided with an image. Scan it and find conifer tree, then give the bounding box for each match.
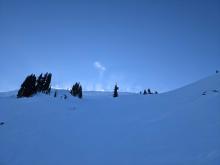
[47,86,51,95]
[78,85,83,99]
[42,73,48,93]
[143,89,147,95]
[41,73,48,93]
[70,82,80,96]
[148,88,152,94]
[70,82,83,99]
[17,87,24,98]
[113,84,119,97]
[17,74,37,98]
[36,73,43,92]
[44,73,52,94]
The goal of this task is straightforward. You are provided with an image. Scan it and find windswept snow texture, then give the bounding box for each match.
[0,74,220,165]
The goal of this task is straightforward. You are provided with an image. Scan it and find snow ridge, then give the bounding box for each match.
[0,74,220,165]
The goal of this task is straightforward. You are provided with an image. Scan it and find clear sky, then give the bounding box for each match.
[0,0,220,92]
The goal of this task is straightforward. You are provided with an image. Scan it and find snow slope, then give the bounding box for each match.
[0,74,220,165]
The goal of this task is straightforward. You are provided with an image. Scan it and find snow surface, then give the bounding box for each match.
[0,74,220,165]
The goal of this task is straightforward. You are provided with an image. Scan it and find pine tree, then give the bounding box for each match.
[36,73,43,92]
[70,82,83,99]
[78,85,82,99]
[143,89,147,95]
[30,74,37,95]
[17,80,26,98]
[70,82,80,97]
[36,73,52,94]
[70,83,77,96]
[17,74,37,98]
[17,87,24,98]
[45,73,52,94]
[41,73,48,93]
[148,88,152,94]
[113,84,119,97]
[47,86,51,95]
[70,83,74,96]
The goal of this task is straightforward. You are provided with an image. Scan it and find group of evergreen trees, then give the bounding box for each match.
[17,74,37,98]
[17,73,52,98]
[36,73,52,94]
[70,82,82,99]
[141,88,158,95]
[17,73,160,99]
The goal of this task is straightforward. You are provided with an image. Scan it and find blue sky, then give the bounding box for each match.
[0,0,220,92]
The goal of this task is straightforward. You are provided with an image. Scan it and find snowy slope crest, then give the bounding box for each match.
[0,74,220,165]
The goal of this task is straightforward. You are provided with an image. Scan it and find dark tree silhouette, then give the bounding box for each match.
[17,72,52,98]
[113,84,119,97]
[148,88,152,94]
[54,90,57,97]
[143,89,147,95]
[17,74,37,98]
[41,73,48,92]
[36,73,52,94]
[64,94,67,99]
[70,82,83,99]
[47,86,51,95]
[36,73,43,92]
[78,85,83,99]
[70,83,80,96]
[44,73,52,94]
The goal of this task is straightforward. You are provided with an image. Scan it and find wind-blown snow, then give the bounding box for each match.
[0,74,220,165]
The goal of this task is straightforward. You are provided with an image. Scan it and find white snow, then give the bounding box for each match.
[0,74,220,165]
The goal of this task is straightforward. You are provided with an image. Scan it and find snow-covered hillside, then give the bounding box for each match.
[0,74,220,165]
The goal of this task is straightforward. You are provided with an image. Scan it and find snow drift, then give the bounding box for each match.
[0,74,220,165]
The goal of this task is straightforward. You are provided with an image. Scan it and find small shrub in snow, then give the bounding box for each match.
[64,95,67,99]
[54,90,57,98]
[202,91,206,95]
